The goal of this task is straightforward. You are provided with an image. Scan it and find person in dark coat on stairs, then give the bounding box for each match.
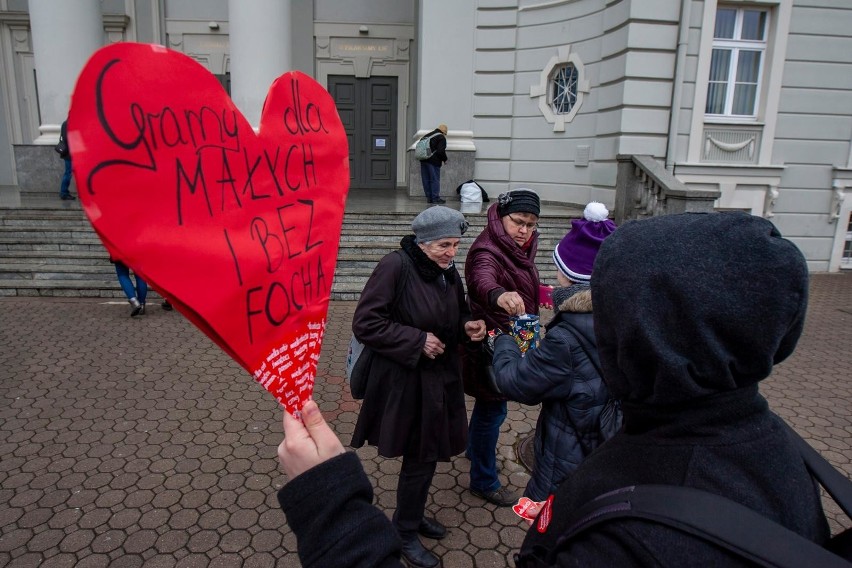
[419,124,448,204]
[350,206,486,568]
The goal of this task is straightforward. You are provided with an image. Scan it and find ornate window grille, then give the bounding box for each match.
[530,45,589,132]
[550,64,578,115]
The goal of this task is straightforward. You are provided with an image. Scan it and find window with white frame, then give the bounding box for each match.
[705,6,768,119]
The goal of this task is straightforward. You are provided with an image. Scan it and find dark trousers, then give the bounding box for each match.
[393,457,437,537]
[59,158,72,197]
[467,398,508,493]
[420,161,441,201]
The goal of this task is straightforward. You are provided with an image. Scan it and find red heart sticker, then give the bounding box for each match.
[69,43,349,415]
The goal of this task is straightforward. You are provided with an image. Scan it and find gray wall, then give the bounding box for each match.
[315,0,414,24]
[770,2,852,266]
[471,0,679,205]
[165,0,227,20]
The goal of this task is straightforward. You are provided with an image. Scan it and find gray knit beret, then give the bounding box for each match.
[412,206,469,243]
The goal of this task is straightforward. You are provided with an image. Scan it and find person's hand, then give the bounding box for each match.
[422,332,446,359]
[465,319,487,342]
[497,291,526,316]
[278,399,345,479]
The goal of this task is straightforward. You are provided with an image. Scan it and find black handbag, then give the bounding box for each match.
[54,139,69,158]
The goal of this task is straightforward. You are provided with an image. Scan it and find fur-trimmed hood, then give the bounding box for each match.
[553,285,593,314]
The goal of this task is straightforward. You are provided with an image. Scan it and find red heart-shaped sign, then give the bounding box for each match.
[69,43,349,414]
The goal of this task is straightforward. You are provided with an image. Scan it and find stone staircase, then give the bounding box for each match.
[0,205,576,300]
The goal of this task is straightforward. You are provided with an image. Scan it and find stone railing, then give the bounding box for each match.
[614,154,721,224]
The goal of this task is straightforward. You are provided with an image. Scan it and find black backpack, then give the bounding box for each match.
[560,424,852,567]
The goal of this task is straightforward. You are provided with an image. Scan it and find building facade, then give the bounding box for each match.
[1,0,850,271]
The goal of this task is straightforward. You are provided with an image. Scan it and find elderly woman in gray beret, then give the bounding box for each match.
[350,206,486,568]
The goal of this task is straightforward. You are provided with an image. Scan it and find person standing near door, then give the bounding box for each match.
[419,124,448,204]
[57,119,76,200]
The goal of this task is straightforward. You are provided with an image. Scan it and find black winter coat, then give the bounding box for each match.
[492,287,618,501]
[350,236,471,462]
[515,389,830,566]
[278,452,402,568]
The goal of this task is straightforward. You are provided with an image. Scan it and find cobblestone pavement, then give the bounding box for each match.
[1,273,850,567]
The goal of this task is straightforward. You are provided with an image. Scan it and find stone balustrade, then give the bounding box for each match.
[614,154,721,225]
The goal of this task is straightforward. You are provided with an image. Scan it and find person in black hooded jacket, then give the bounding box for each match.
[276,211,831,568]
[514,211,829,566]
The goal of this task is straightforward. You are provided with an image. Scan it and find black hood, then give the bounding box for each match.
[590,212,808,405]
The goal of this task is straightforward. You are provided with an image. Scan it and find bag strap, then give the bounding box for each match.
[786,422,852,518]
[562,484,851,568]
[390,250,411,316]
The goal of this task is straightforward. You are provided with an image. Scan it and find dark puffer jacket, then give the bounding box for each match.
[492,285,619,501]
[514,212,830,567]
[463,202,540,401]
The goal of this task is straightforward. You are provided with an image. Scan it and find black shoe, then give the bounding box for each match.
[418,517,447,540]
[470,486,517,507]
[138,304,146,316]
[433,198,446,204]
[400,535,439,568]
[129,298,142,317]
[161,301,173,311]
[60,194,76,200]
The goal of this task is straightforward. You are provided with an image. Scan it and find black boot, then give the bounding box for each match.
[418,517,447,540]
[400,534,439,567]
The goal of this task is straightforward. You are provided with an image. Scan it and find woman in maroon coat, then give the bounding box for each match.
[351,206,486,568]
[463,188,541,507]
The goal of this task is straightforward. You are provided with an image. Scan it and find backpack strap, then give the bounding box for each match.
[390,250,411,316]
[562,485,851,568]
[786,423,852,518]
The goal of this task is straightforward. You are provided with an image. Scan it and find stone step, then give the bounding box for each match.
[0,205,574,298]
[0,250,109,264]
[0,278,163,299]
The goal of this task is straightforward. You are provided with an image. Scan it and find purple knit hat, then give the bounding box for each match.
[552,202,617,282]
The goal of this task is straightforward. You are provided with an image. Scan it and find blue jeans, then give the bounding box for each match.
[467,398,508,493]
[115,262,147,303]
[60,158,72,197]
[420,161,440,201]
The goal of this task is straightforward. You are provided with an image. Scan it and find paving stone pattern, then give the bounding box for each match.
[0,272,850,567]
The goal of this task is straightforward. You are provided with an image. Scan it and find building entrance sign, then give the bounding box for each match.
[69,43,350,415]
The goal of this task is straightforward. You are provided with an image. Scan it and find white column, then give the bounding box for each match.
[416,0,475,149]
[228,0,292,129]
[29,0,102,142]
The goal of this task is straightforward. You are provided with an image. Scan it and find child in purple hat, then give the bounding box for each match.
[488,201,620,502]
[552,202,617,283]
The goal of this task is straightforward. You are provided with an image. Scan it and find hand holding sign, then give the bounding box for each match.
[69,43,350,414]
